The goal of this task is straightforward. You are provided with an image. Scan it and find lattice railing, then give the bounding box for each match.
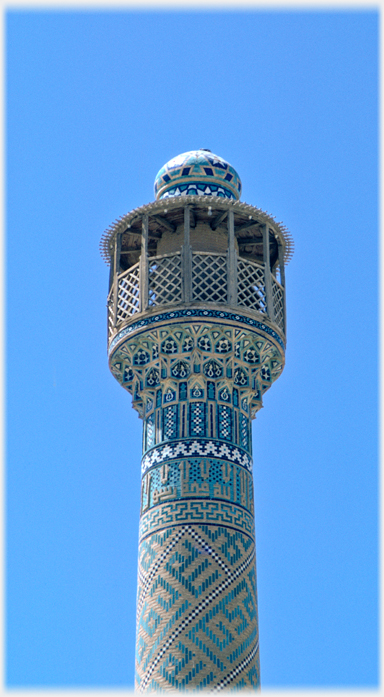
[272,277,285,331]
[148,253,182,307]
[107,288,115,340]
[116,263,140,323]
[237,259,267,313]
[192,253,228,303]
[108,252,285,340]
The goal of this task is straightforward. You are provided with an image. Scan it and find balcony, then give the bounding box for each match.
[107,251,285,341]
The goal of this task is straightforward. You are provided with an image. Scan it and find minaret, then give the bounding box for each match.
[100,150,293,692]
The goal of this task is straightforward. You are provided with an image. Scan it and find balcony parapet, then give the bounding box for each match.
[107,251,285,345]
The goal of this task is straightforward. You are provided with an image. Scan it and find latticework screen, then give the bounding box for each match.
[117,263,140,323]
[237,259,267,313]
[148,253,182,307]
[192,253,227,303]
[272,277,285,331]
[109,252,285,338]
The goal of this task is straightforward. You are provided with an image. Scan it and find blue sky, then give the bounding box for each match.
[6,8,378,689]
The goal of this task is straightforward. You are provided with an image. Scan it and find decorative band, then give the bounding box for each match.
[139,499,255,541]
[141,438,253,475]
[159,181,237,200]
[109,307,285,354]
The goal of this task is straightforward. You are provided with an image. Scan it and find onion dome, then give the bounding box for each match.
[154,149,242,201]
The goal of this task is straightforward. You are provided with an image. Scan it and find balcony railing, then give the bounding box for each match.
[107,252,285,340]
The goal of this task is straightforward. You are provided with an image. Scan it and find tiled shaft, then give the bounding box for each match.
[136,447,260,692]
[136,521,259,692]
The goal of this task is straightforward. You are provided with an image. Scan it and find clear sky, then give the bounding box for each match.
[6,8,378,690]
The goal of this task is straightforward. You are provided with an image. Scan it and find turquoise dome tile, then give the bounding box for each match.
[154,149,242,201]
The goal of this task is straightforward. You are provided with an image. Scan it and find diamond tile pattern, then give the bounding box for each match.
[136,525,259,691]
[163,405,178,440]
[189,402,206,437]
[217,405,232,441]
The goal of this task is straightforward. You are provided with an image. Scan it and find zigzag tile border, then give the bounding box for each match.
[141,439,253,475]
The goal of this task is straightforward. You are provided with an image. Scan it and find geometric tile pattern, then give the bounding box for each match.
[109,321,284,433]
[189,402,206,437]
[158,181,236,200]
[126,320,267,691]
[139,500,255,539]
[217,404,232,441]
[140,439,253,476]
[136,525,259,691]
[163,406,178,441]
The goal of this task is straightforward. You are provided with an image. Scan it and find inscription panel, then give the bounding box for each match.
[140,459,254,516]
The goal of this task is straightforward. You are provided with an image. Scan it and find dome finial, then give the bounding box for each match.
[154,149,242,201]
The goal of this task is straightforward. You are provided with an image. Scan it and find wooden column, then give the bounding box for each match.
[227,208,237,306]
[113,232,121,327]
[278,241,286,336]
[263,224,275,322]
[108,252,114,292]
[182,206,192,303]
[140,214,149,312]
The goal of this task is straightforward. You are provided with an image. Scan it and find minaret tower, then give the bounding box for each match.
[100,150,293,692]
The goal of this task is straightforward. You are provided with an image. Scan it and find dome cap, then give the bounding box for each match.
[154,149,242,200]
